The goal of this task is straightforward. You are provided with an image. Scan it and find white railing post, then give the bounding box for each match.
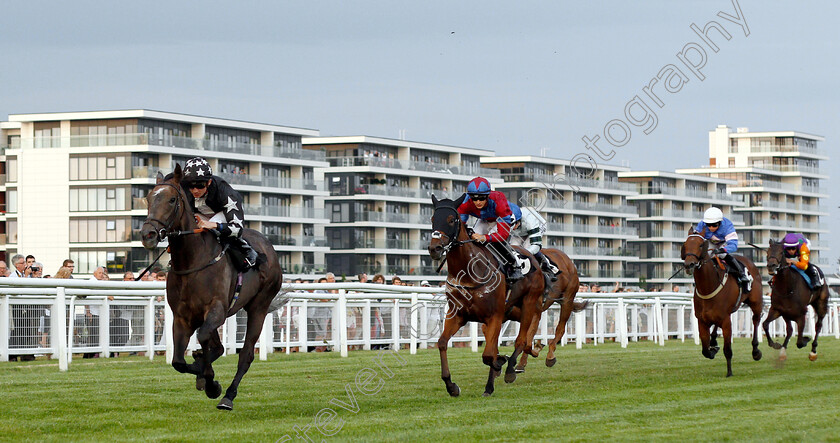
[833,303,839,339]
[592,304,599,347]
[419,301,428,350]
[54,288,68,371]
[225,314,237,355]
[617,298,627,348]
[260,312,273,361]
[409,293,418,355]
[0,295,9,362]
[146,297,155,360]
[691,303,700,345]
[362,299,371,351]
[575,309,585,349]
[300,299,309,353]
[285,302,292,355]
[337,290,348,357]
[100,298,110,358]
[540,309,549,346]
[631,304,639,342]
[392,298,400,351]
[678,305,685,342]
[67,296,76,365]
[655,297,665,346]
[470,321,478,352]
[164,298,173,363]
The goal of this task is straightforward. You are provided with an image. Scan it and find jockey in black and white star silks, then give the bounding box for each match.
[180,157,246,240]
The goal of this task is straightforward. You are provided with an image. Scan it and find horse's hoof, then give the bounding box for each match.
[504,372,517,384]
[195,377,206,391]
[770,343,782,350]
[514,366,526,374]
[545,358,557,367]
[216,398,233,411]
[205,381,222,399]
[752,350,762,361]
[809,352,818,361]
[726,372,733,378]
[482,391,493,397]
[447,384,460,397]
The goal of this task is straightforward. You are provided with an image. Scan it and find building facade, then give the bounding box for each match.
[0,110,329,277]
[480,156,640,286]
[303,135,499,282]
[617,170,745,289]
[678,125,830,273]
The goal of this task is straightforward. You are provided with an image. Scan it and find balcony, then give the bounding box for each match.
[216,172,324,192]
[749,143,825,156]
[284,263,328,275]
[334,239,429,250]
[244,205,325,220]
[500,173,635,192]
[544,199,637,214]
[350,211,428,225]
[330,184,432,199]
[20,134,326,162]
[635,186,744,203]
[264,234,327,247]
[545,223,638,236]
[558,247,636,257]
[326,156,500,178]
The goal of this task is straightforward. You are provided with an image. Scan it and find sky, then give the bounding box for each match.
[0,0,837,269]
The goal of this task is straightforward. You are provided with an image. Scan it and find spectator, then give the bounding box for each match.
[54,267,73,279]
[578,283,590,293]
[0,260,9,277]
[591,283,602,293]
[421,280,431,287]
[123,271,135,281]
[155,271,167,282]
[31,262,44,278]
[310,276,332,352]
[671,285,680,293]
[24,255,36,278]
[372,274,385,284]
[612,282,622,293]
[357,273,368,284]
[141,271,154,281]
[391,276,403,286]
[110,272,133,355]
[62,259,75,278]
[371,274,386,348]
[11,254,25,277]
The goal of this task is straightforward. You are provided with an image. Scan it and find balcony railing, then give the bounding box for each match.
[544,199,637,214]
[264,234,327,247]
[500,173,636,192]
[749,143,824,156]
[19,134,326,162]
[558,247,636,257]
[350,211,428,225]
[326,156,500,178]
[544,223,638,236]
[244,205,324,219]
[216,172,324,191]
[333,239,429,250]
[635,186,744,203]
[330,184,432,199]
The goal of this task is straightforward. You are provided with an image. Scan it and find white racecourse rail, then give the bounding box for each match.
[1,278,839,372]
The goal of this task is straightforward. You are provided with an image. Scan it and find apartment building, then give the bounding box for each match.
[303,135,499,282]
[480,156,640,285]
[678,125,830,271]
[0,110,329,277]
[617,170,746,289]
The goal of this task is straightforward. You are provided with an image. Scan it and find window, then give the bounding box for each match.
[69,187,128,212]
[69,155,128,180]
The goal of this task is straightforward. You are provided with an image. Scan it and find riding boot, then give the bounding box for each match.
[806,265,822,290]
[238,237,259,268]
[533,250,559,282]
[724,254,751,292]
[490,241,524,282]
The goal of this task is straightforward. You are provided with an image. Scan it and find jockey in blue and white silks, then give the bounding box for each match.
[694,207,752,292]
[508,203,560,280]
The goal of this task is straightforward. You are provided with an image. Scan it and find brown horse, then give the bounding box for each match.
[428,194,545,396]
[681,228,763,377]
[510,247,587,371]
[762,240,829,361]
[140,165,283,410]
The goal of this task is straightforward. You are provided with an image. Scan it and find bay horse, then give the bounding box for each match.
[510,247,588,371]
[140,165,283,410]
[762,240,829,361]
[428,194,545,396]
[681,227,763,377]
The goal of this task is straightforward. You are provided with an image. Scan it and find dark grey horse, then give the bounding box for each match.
[140,164,283,410]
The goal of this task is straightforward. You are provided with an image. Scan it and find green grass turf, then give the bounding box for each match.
[2,338,840,442]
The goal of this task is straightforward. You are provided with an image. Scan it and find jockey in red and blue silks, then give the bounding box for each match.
[694,206,752,292]
[457,177,523,281]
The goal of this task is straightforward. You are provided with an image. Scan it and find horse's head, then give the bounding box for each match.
[428,193,466,261]
[681,227,709,276]
[766,239,784,275]
[140,164,188,250]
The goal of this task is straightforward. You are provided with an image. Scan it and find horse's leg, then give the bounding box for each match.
[749,301,762,361]
[195,301,227,400]
[516,314,541,373]
[506,295,538,383]
[171,319,201,376]
[809,295,828,361]
[762,307,782,350]
[546,301,574,367]
[794,314,810,349]
[778,319,793,361]
[699,321,715,360]
[721,318,733,377]
[482,314,506,397]
[709,325,720,354]
[217,309,267,411]
[438,314,467,397]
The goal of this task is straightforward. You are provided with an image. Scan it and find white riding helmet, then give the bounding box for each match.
[702,207,724,224]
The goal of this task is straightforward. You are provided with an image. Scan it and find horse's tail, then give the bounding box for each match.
[268,289,291,313]
[571,299,589,312]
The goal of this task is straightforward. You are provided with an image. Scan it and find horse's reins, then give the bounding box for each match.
[685,233,740,303]
[432,206,488,290]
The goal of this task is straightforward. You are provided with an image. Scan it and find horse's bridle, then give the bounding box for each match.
[142,183,186,243]
[431,206,474,256]
[683,233,711,272]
